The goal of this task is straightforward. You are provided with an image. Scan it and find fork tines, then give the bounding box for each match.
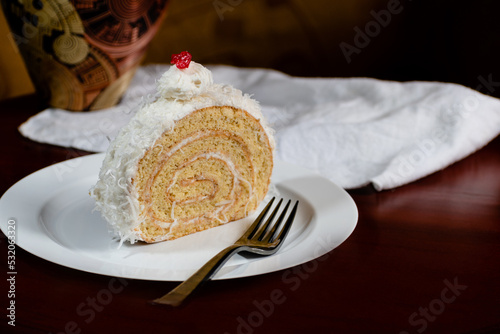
[245,197,298,244]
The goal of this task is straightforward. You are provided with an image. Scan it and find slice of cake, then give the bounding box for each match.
[91,52,275,244]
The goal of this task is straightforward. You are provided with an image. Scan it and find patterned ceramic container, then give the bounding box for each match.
[1,0,168,111]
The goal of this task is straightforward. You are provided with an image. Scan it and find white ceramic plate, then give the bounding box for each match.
[0,154,357,281]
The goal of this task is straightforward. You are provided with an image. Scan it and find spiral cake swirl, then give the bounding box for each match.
[92,60,274,244]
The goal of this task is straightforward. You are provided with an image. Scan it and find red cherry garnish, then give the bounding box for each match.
[171,51,192,69]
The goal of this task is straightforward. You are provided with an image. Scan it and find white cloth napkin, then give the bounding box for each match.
[19,64,500,190]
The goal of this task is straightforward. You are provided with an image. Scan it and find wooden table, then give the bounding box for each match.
[1,95,499,334]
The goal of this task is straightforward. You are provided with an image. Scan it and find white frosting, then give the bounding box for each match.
[91,61,275,244]
[157,62,214,100]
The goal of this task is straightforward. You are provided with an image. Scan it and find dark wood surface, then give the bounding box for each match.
[1,95,499,334]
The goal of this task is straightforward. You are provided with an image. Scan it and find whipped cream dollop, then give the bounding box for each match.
[157,61,213,100]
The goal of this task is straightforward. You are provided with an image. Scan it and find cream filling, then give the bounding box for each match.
[149,151,251,242]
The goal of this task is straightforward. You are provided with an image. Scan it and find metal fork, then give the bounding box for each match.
[150,197,299,307]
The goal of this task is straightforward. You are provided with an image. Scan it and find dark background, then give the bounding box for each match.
[144,0,500,97]
[1,0,499,100]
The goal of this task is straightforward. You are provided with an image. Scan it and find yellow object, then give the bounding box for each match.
[0,8,34,101]
[134,106,273,243]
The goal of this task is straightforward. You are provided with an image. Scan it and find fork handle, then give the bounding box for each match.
[151,244,242,306]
